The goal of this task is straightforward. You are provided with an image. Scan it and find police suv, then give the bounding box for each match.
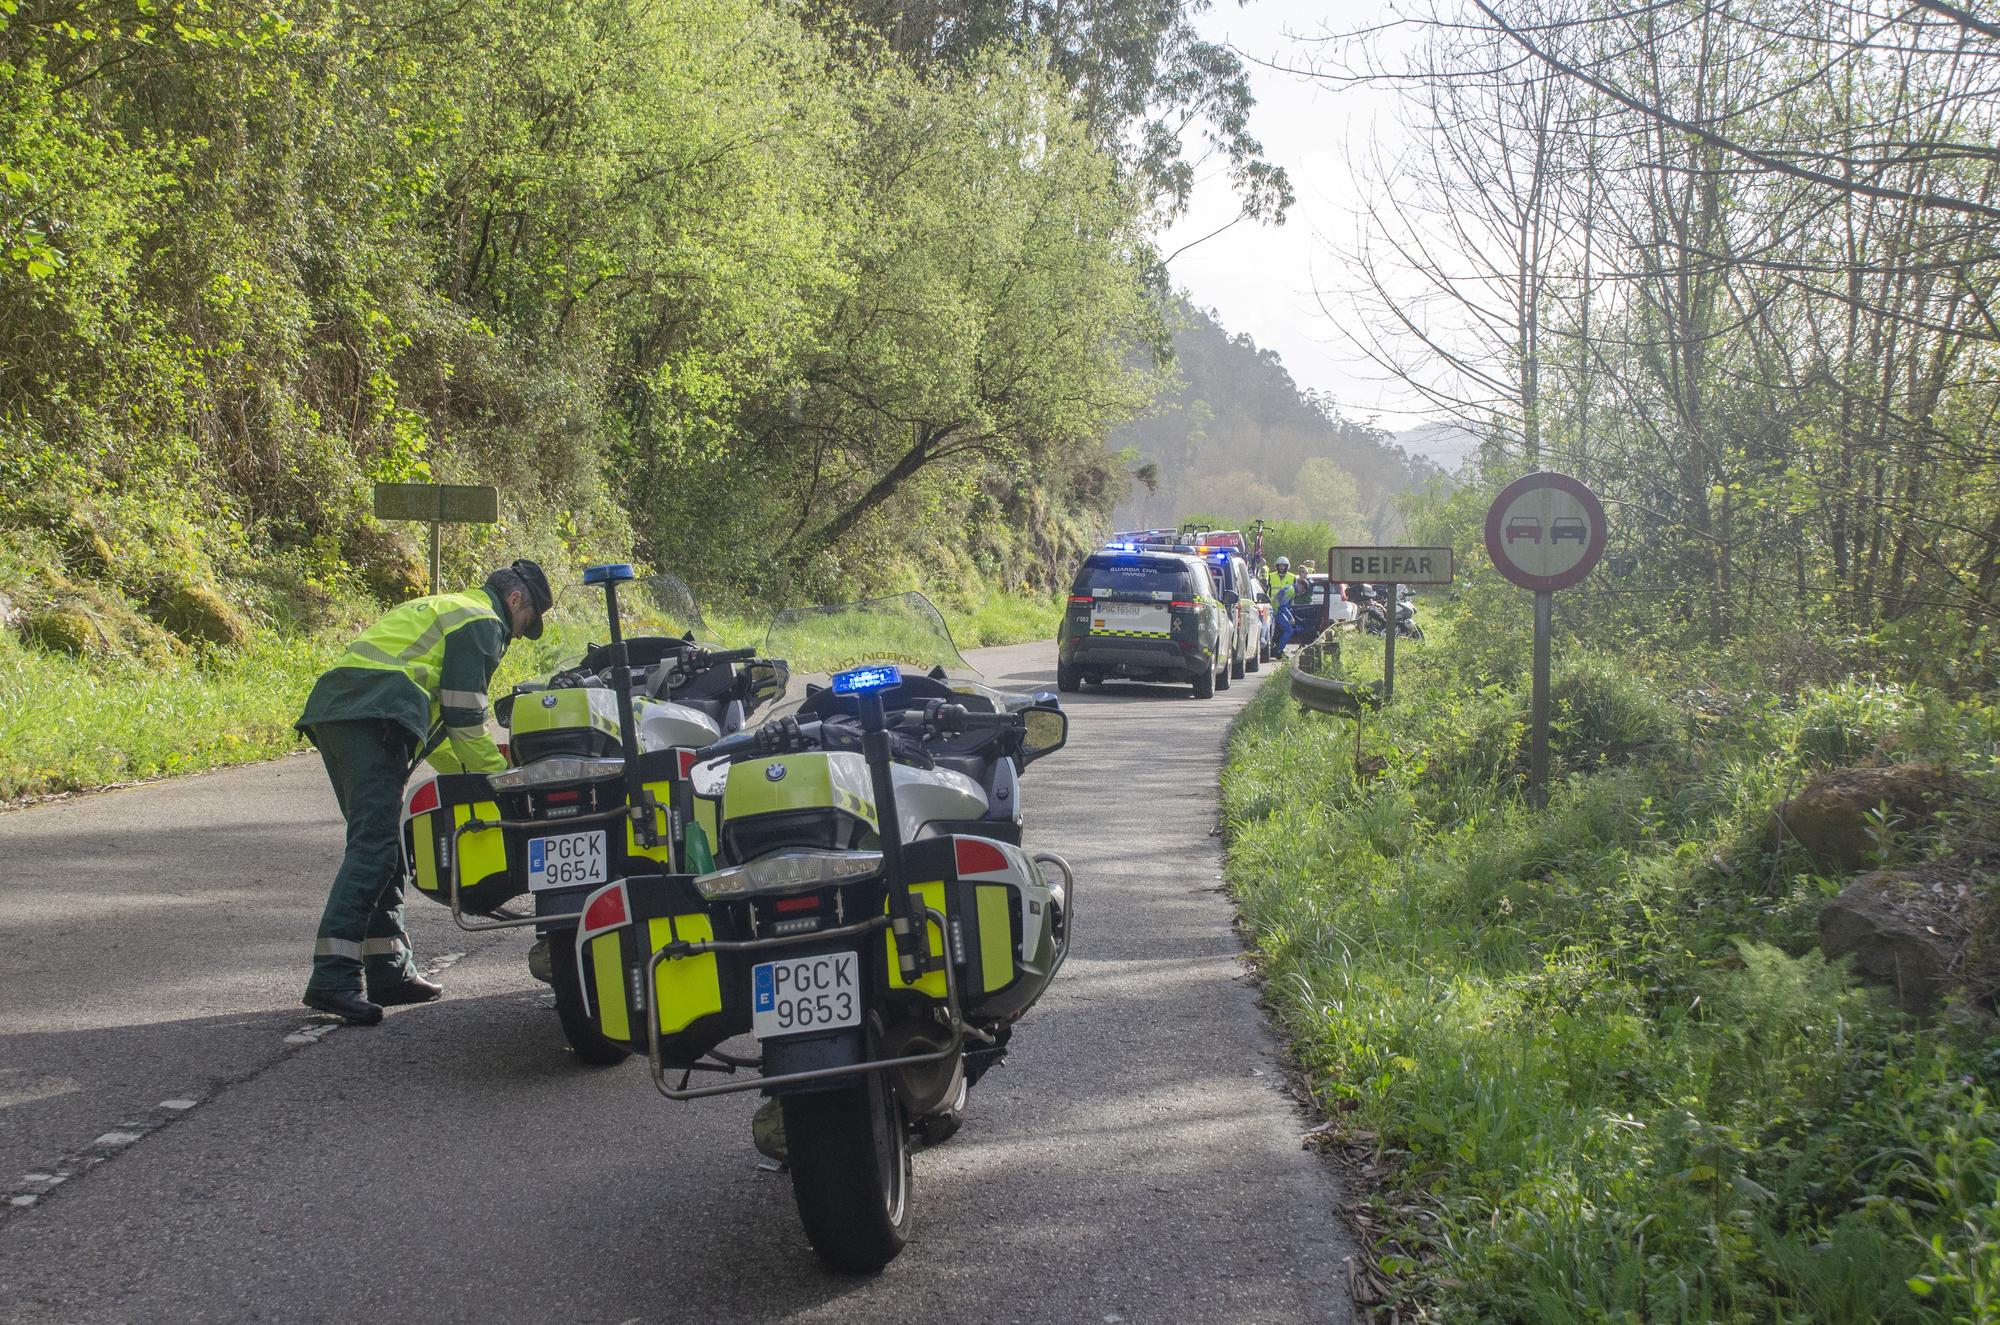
[1057,544,1237,698]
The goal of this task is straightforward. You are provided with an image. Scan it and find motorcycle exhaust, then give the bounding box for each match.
[878,1017,964,1117]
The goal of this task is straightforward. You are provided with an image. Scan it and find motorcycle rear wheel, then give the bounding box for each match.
[784,1072,912,1273]
[549,935,633,1066]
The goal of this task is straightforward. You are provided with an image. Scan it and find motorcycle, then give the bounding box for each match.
[569,588,1074,1271]
[397,568,788,1062]
[1352,582,1424,641]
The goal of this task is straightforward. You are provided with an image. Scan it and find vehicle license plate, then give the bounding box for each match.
[752,951,861,1039]
[526,831,607,891]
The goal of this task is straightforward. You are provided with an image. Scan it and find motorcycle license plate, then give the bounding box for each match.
[526,831,607,891]
[751,952,860,1039]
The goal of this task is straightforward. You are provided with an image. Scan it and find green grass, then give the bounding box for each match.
[1227,610,2000,1322]
[0,581,1058,803]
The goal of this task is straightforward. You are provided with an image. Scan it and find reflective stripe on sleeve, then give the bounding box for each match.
[315,937,364,960]
[399,607,493,664]
[439,689,488,712]
[360,937,407,957]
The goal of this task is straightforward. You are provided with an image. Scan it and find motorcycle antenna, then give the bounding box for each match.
[583,563,660,847]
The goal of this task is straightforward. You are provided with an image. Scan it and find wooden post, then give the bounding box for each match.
[1382,582,1398,702]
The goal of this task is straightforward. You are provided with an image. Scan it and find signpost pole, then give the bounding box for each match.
[1382,581,1398,702]
[1529,588,1552,808]
[429,517,442,596]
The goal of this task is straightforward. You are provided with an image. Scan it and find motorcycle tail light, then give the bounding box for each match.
[694,848,882,900]
[407,780,440,817]
[487,755,625,791]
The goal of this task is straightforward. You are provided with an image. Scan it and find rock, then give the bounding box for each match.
[1819,868,1967,1012]
[1770,764,1960,874]
[21,603,114,656]
[342,518,429,603]
[149,576,250,648]
[0,589,18,630]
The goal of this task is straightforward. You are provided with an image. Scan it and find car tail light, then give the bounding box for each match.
[1171,600,1196,610]
[1067,595,1093,605]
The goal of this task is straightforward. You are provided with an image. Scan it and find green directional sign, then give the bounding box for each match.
[372,482,499,595]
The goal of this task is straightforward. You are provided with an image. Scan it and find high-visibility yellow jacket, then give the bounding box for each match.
[1268,570,1297,605]
[296,587,510,773]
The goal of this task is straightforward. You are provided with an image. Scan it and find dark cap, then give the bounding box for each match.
[486,559,553,639]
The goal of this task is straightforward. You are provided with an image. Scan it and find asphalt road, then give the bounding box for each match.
[0,640,1354,1324]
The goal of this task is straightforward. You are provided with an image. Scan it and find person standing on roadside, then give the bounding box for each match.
[295,559,552,1025]
[1268,556,1298,656]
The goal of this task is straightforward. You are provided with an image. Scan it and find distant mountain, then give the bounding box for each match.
[1393,422,1478,471]
[1109,303,1436,540]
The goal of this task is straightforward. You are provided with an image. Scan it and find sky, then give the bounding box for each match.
[1155,0,1437,432]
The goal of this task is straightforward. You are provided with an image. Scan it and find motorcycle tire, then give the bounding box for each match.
[1231,650,1245,680]
[1056,662,1081,694]
[1192,666,1214,699]
[1404,623,1425,642]
[1246,647,1260,674]
[549,935,633,1066]
[784,1069,911,1273]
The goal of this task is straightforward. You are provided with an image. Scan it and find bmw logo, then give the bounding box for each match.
[541,694,558,708]
[765,763,787,782]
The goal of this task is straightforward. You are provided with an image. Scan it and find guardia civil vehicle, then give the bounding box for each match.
[1056,542,1237,697]
[396,570,787,1062]
[569,591,1075,1272]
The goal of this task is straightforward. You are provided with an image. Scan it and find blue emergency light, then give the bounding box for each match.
[583,563,636,585]
[832,664,901,695]
[1103,540,1141,553]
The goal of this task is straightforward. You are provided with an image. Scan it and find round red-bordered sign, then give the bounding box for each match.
[1484,471,1606,592]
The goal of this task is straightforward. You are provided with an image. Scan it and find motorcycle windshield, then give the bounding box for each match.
[755,592,987,723]
[538,571,723,679]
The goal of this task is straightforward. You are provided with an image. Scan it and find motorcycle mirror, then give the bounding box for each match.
[1020,707,1069,765]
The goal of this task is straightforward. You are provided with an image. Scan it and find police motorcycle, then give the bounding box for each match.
[1352,582,1423,641]
[397,567,787,1063]
[569,592,1074,1272]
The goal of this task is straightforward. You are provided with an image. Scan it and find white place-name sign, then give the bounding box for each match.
[1326,546,1455,585]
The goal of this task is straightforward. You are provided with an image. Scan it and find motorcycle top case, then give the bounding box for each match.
[402,748,697,914]
[574,834,1062,1063]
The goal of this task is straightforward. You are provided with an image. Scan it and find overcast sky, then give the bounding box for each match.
[1156,0,1436,431]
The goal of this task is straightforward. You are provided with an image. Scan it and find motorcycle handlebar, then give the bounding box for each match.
[708,647,757,664]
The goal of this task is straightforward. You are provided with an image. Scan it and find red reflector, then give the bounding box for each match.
[1171,601,1196,609]
[496,741,511,765]
[1068,595,1093,605]
[581,884,629,936]
[954,838,1009,876]
[677,749,698,779]
[407,780,439,817]
[772,896,821,914]
[545,789,580,803]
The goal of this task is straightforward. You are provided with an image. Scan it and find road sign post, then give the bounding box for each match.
[373,482,500,595]
[1483,472,1607,808]
[1328,545,1454,701]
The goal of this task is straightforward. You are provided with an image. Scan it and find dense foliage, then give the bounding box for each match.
[1229,608,2000,1322]
[0,0,1183,643]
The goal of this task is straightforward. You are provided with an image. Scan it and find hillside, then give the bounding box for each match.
[1109,303,1436,540]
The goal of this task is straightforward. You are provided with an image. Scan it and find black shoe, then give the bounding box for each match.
[371,975,443,1007]
[303,988,384,1026]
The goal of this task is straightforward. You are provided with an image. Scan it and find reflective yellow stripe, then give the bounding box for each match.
[360,937,406,957]
[977,885,1013,992]
[650,915,721,1033]
[590,934,629,1040]
[315,937,363,960]
[440,689,488,712]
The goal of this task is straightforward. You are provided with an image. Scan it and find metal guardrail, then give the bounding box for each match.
[1287,629,1384,717]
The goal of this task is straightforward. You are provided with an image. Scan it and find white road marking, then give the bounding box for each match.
[93,1132,142,1148]
[284,1022,342,1046]
[9,1196,35,1208]
[158,1099,198,1110]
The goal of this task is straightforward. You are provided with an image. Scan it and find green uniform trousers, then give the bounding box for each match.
[306,719,420,995]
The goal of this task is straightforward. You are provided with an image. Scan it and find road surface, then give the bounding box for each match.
[0,641,1353,1323]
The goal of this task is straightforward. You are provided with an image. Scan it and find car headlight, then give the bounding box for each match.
[694,848,883,900]
[487,756,625,791]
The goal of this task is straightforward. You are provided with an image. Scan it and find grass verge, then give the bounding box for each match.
[1,582,1056,803]
[1225,611,2000,1322]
